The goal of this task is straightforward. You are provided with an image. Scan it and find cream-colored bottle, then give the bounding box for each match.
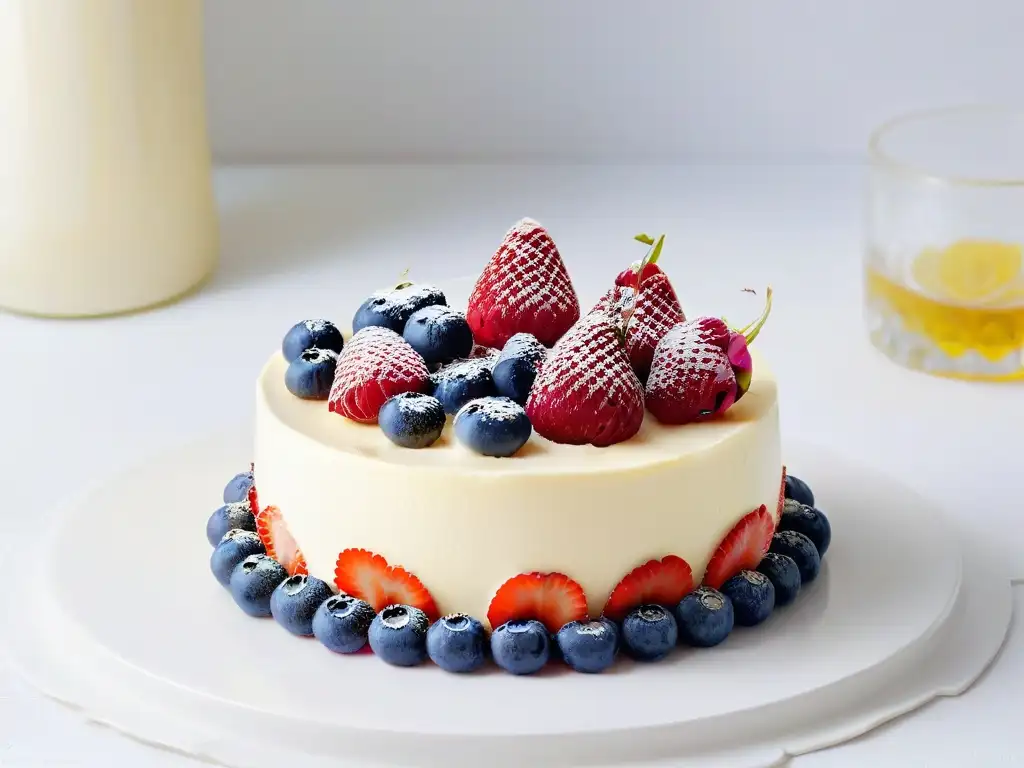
[0,0,217,317]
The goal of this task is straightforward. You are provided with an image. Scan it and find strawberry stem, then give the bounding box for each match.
[622,234,666,335]
[394,268,412,290]
[738,286,773,344]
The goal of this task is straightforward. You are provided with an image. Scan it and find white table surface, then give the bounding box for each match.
[1,165,1021,766]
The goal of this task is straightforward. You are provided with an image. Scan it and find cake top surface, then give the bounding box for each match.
[258,351,777,475]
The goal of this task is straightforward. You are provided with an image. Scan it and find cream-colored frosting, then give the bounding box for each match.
[254,353,782,627]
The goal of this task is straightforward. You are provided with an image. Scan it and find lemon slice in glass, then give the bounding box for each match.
[911,240,1023,305]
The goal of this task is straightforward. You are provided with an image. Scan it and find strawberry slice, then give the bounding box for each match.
[256,505,308,577]
[334,548,438,620]
[702,505,775,589]
[602,555,694,622]
[246,464,259,515]
[487,571,588,633]
[776,467,787,524]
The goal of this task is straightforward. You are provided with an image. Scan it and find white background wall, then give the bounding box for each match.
[204,0,1024,163]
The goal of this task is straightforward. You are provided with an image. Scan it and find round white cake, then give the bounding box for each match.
[253,352,782,628]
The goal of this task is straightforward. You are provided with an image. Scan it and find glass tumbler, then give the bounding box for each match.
[865,106,1024,381]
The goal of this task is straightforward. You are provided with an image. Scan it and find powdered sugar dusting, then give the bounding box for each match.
[532,313,643,406]
[647,322,733,394]
[328,327,429,420]
[303,319,331,333]
[466,219,581,346]
[431,356,493,386]
[370,284,445,314]
[456,395,526,423]
[589,286,635,332]
[626,273,686,375]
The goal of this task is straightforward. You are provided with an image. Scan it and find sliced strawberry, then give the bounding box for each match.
[777,466,787,524]
[334,548,438,620]
[703,505,775,589]
[487,571,587,633]
[256,505,308,577]
[246,464,259,515]
[602,555,694,622]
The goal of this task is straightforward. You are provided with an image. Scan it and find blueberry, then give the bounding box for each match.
[222,469,253,503]
[282,319,344,363]
[622,604,678,661]
[312,594,377,653]
[769,530,822,583]
[368,605,430,666]
[430,359,496,414]
[426,613,488,673]
[779,499,831,556]
[556,617,619,673]
[284,347,338,400]
[453,396,532,458]
[379,392,446,449]
[721,570,775,627]
[206,501,256,547]
[784,474,815,507]
[210,530,265,587]
[492,333,547,405]
[757,552,802,606]
[403,305,474,367]
[269,575,334,636]
[353,283,447,334]
[228,554,288,617]
[674,586,734,647]
[490,619,550,675]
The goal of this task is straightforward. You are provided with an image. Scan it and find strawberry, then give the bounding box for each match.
[487,571,588,633]
[466,218,580,349]
[334,548,439,619]
[777,467,787,523]
[685,287,773,401]
[246,466,259,517]
[624,271,686,381]
[328,326,430,424]
[702,505,775,589]
[588,285,635,327]
[255,505,308,577]
[602,555,694,622]
[616,260,664,289]
[645,323,738,425]
[526,312,645,446]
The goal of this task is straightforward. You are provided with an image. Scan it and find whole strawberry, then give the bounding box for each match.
[526,312,644,447]
[466,219,580,349]
[684,287,772,401]
[645,323,738,425]
[328,327,429,423]
[588,284,634,328]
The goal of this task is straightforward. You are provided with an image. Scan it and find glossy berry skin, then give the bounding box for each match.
[353,284,447,335]
[769,530,822,583]
[210,530,265,587]
[312,594,377,654]
[269,575,334,636]
[454,396,532,458]
[229,554,289,617]
[556,618,619,673]
[430,359,496,415]
[490,619,551,675]
[674,586,734,648]
[784,474,815,507]
[284,348,339,400]
[622,604,678,661]
[757,552,802,607]
[368,605,431,666]
[721,570,775,627]
[282,319,344,363]
[779,499,831,556]
[379,392,446,449]
[206,502,256,547]
[426,613,488,673]
[403,305,474,367]
[492,333,547,405]
[222,470,254,504]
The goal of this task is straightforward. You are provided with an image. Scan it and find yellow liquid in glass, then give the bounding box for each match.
[865,240,1024,381]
